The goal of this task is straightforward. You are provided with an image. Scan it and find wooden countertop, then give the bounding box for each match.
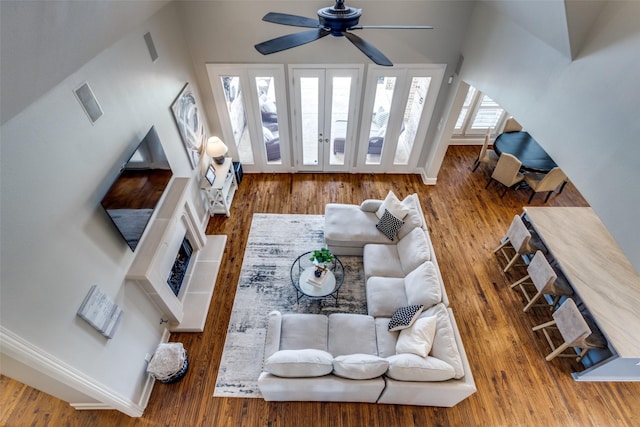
[523,207,640,358]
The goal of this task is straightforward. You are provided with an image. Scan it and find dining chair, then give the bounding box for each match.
[523,167,568,203]
[532,298,608,362]
[472,128,499,172]
[503,117,522,133]
[510,251,573,312]
[485,153,524,197]
[494,215,546,274]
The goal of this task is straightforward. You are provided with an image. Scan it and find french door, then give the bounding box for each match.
[206,64,290,172]
[289,66,363,172]
[357,65,445,172]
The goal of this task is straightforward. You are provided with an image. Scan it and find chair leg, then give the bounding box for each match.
[546,342,570,361]
[528,190,535,203]
[472,159,480,171]
[500,186,508,198]
[523,291,543,312]
[493,239,510,253]
[576,348,590,362]
[532,319,556,331]
[503,253,520,273]
[510,274,530,289]
[544,191,553,202]
[485,178,493,189]
[550,295,562,311]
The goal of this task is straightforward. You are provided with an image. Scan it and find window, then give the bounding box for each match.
[454,85,508,136]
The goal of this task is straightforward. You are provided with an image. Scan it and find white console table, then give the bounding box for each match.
[201,157,237,217]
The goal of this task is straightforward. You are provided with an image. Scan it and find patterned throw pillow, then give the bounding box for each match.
[376,209,405,241]
[388,304,425,331]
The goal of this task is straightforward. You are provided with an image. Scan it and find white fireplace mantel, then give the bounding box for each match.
[126,177,226,332]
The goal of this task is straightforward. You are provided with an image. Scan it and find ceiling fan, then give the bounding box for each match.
[254,0,433,66]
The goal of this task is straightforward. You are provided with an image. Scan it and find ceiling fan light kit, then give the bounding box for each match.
[255,0,433,66]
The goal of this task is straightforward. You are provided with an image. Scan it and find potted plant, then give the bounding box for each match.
[310,248,334,277]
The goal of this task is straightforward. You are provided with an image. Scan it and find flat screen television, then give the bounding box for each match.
[101,126,173,251]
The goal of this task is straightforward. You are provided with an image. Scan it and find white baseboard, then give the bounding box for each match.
[0,326,153,417]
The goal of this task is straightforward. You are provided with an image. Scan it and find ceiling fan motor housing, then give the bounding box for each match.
[317,3,361,36]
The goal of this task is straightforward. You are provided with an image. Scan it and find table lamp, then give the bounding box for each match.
[206,136,228,164]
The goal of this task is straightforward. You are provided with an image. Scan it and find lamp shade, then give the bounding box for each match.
[206,137,228,164]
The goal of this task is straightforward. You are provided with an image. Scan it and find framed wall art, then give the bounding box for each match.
[171,83,205,169]
[205,164,216,185]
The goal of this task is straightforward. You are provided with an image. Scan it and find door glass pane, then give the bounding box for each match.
[221,76,253,164]
[256,77,281,164]
[367,77,396,165]
[329,77,351,166]
[394,77,431,165]
[300,77,319,165]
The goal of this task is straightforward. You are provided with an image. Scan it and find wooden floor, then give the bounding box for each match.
[2,146,640,426]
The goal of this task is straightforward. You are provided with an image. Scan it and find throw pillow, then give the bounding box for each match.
[395,315,438,357]
[360,199,382,213]
[422,303,465,379]
[376,191,410,220]
[388,304,424,332]
[264,349,334,378]
[333,354,389,380]
[376,209,405,241]
[404,262,442,309]
[385,353,455,382]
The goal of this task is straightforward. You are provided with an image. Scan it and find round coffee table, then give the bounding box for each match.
[290,251,344,304]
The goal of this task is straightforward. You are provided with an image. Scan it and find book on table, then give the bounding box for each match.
[307,267,328,287]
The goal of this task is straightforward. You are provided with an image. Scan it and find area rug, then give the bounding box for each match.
[214,213,366,398]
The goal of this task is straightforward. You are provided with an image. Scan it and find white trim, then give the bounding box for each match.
[420,169,437,185]
[0,326,170,417]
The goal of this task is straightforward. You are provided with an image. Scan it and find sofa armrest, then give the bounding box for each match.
[264,311,283,364]
[360,199,383,213]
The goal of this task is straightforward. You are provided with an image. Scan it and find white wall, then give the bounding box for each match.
[0,0,169,124]
[0,2,208,410]
[176,1,475,165]
[459,0,640,270]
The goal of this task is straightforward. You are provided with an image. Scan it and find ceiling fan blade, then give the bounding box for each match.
[349,25,434,30]
[342,31,393,67]
[262,12,322,28]
[255,29,331,55]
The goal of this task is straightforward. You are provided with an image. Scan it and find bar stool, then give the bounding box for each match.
[532,298,608,362]
[494,215,546,273]
[510,251,573,312]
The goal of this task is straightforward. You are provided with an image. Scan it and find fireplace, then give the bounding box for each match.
[127,177,226,331]
[167,236,193,296]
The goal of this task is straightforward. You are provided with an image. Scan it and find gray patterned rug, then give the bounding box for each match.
[214,213,366,398]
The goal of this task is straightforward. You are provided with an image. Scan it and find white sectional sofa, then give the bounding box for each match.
[257,192,476,407]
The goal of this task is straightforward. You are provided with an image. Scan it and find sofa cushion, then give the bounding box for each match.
[333,354,389,380]
[388,304,424,332]
[366,277,407,318]
[395,315,437,357]
[325,204,391,248]
[422,304,464,379]
[264,349,334,378]
[397,228,431,273]
[376,191,409,220]
[386,354,456,382]
[376,209,405,241]
[363,244,404,279]
[328,313,378,356]
[404,262,442,308]
[397,195,424,240]
[280,313,329,351]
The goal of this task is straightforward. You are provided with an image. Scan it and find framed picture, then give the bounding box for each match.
[171,83,205,169]
[205,165,216,185]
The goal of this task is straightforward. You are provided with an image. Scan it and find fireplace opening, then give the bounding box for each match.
[167,236,193,297]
